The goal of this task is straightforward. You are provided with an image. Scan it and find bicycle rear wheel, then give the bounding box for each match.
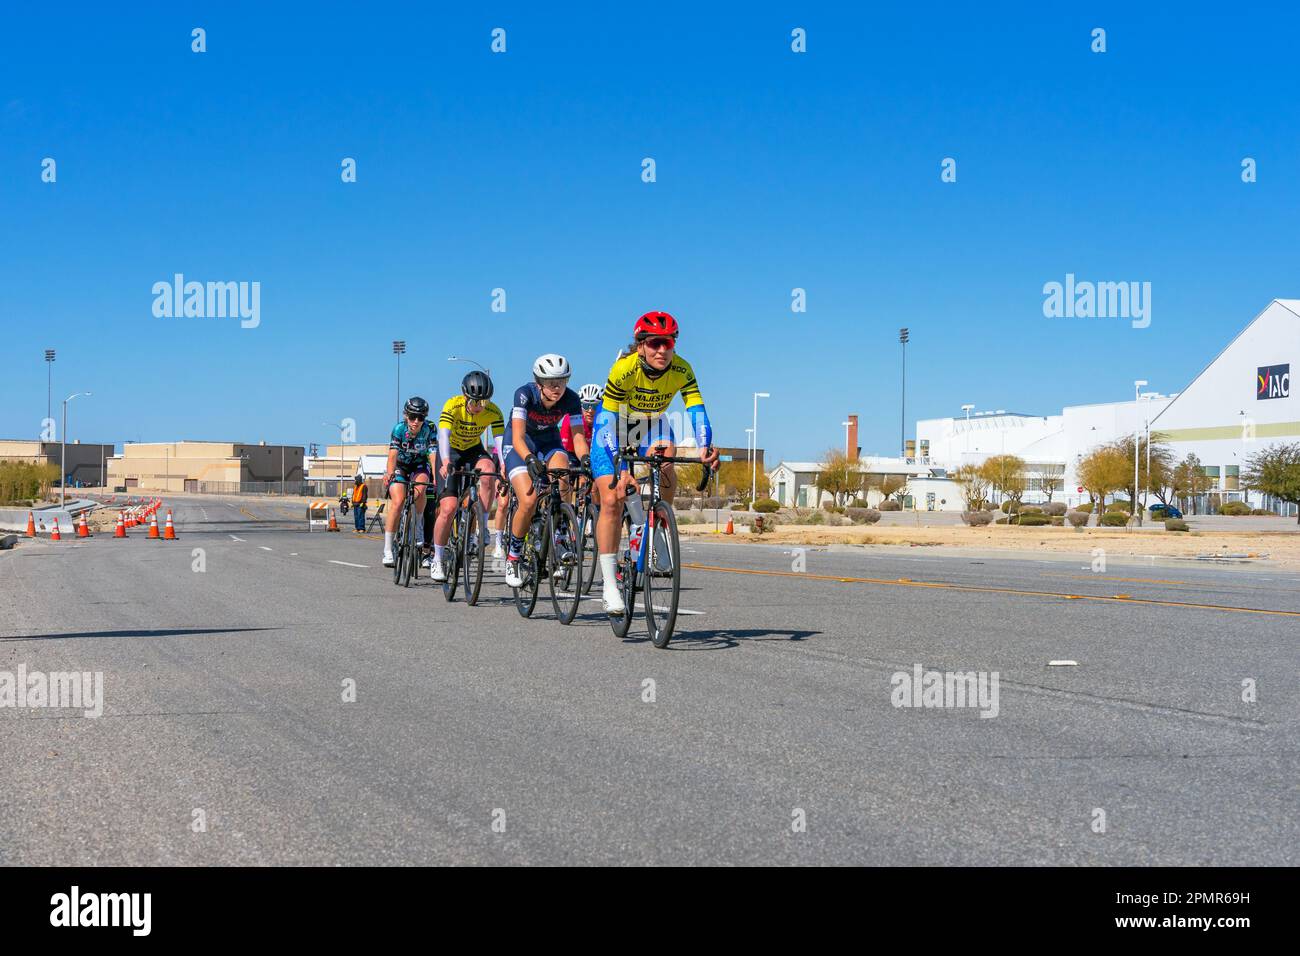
[581,501,599,595]
[463,497,488,606]
[442,502,461,602]
[403,508,420,587]
[609,506,636,639]
[549,502,581,624]
[514,517,542,618]
[642,501,681,647]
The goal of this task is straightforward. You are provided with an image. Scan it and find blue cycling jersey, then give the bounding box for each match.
[389,421,436,468]
[510,383,583,446]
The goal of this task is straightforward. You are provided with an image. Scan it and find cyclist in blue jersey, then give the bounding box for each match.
[502,354,590,588]
[382,396,436,567]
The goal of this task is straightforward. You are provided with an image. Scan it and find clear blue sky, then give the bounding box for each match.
[4,3,1298,463]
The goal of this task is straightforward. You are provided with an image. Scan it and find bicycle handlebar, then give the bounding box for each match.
[606,449,714,492]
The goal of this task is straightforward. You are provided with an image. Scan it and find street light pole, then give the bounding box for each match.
[1134,380,1148,524]
[751,392,770,504]
[60,391,91,506]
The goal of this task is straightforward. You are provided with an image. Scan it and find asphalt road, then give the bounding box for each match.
[2,495,1296,865]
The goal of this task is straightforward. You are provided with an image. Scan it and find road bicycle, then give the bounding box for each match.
[392,476,433,588]
[574,468,600,595]
[507,465,585,623]
[606,450,712,648]
[440,462,502,606]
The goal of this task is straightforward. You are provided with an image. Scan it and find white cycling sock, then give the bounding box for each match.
[434,545,445,561]
[491,530,502,544]
[383,531,394,551]
[599,554,618,593]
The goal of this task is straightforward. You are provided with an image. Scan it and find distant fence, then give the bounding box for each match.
[196,481,313,496]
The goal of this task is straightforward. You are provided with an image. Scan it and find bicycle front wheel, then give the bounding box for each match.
[463,497,488,606]
[642,501,681,648]
[581,501,599,595]
[393,510,407,586]
[514,519,542,618]
[609,506,636,640]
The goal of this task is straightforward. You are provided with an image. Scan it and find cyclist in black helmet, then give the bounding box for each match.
[382,396,436,567]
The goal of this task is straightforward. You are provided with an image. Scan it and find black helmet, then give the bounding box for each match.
[462,371,493,401]
[404,396,430,418]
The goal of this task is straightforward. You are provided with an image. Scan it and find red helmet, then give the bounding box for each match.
[634,311,679,341]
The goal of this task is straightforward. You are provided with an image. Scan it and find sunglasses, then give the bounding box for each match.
[539,379,569,390]
[407,414,425,422]
[643,337,675,351]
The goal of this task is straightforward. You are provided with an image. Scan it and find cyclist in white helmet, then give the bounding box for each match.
[501,355,590,588]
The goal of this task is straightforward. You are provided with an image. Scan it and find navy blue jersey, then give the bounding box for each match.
[511,383,583,445]
[389,420,436,467]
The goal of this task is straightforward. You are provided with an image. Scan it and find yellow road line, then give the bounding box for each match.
[680,563,1300,618]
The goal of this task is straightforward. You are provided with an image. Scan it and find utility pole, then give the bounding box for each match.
[60,392,91,506]
[44,350,56,436]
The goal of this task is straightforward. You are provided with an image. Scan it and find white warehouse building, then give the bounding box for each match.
[914,298,1299,514]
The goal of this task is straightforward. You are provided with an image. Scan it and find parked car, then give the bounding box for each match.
[1149,503,1183,519]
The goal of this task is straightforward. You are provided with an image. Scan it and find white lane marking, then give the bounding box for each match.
[230,535,245,542]
[259,546,273,551]
[290,552,298,556]
[329,560,370,568]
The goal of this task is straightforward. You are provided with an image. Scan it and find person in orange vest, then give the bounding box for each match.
[350,474,368,533]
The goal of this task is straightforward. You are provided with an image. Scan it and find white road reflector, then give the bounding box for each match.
[230,535,245,542]
[1048,660,1079,666]
[329,560,369,568]
[259,546,273,551]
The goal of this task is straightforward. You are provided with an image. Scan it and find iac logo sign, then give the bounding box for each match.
[1257,364,1290,400]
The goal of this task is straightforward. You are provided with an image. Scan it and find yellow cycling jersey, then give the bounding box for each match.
[601,352,704,418]
[438,395,505,452]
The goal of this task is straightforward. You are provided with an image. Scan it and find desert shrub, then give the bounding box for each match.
[730,504,748,512]
[961,511,993,526]
[994,516,1009,524]
[735,499,751,510]
[1001,500,1021,514]
[1020,505,1043,515]
[674,497,694,512]
[703,497,726,510]
[1066,511,1090,528]
[1041,502,1067,516]
[750,514,778,533]
[1219,501,1251,516]
[1017,513,1051,526]
[1250,508,1277,516]
[848,498,869,508]
[793,511,825,525]
[0,462,59,505]
[1164,518,1190,532]
[821,502,845,513]
[754,498,780,514]
[1050,516,1064,526]
[846,507,881,524]
[1099,512,1129,527]
[879,500,901,511]
[1106,500,1133,514]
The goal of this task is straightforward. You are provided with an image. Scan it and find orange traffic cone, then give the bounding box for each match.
[328,508,340,532]
[724,517,734,535]
[163,510,176,540]
[148,512,160,539]
[114,512,126,538]
[25,512,36,537]
[77,513,91,538]
[50,518,62,541]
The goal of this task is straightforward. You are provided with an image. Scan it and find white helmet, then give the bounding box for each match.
[532,353,571,380]
[578,383,603,404]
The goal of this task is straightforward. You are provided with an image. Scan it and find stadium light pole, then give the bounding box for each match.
[899,328,910,458]
[60,392,91,506]
[393,341,406,415]
[44,350,56,436]
[1134,380,1148,523]
[751,393,770,505]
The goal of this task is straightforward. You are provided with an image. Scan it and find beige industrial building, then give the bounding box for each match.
[305,443,390,482]
[0,439,115,487]
[106,441,304,493]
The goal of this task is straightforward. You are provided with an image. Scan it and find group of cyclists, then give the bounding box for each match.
[381,310,720,615]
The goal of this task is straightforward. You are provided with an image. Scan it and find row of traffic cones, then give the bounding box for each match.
[22,503,176,542]
[113,509,176,539]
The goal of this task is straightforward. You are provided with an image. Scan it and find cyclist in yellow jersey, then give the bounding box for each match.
[427,371,505,582]
[591,311,718,615]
